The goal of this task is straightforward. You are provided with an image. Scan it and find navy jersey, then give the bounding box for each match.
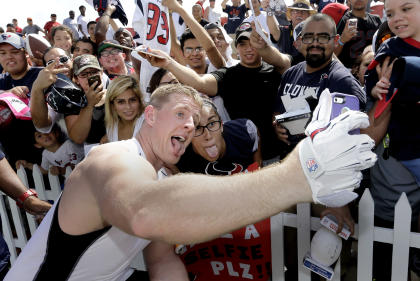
[223,4,248,34]
[365,37,420,161]
[275,60,366,114]
[0,67,42,96]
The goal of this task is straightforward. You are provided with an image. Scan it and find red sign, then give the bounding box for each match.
[176,218,272,281]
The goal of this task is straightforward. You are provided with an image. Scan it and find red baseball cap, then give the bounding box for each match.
[321,3,349,25]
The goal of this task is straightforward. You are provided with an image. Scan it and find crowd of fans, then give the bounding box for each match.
[0,0,419,279]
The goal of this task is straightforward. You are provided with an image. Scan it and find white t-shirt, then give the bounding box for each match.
[41,140,84,170]
[207,7,222,24]
[77,14,89,37]
[63,17,80,39]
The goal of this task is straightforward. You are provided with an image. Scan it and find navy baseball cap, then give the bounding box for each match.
[235,22,252,46]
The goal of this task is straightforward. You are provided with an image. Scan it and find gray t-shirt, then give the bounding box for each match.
[63,17,80,39]
[22,24,43,35]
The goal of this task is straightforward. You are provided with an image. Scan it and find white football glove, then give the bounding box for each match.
[299,90,377,207]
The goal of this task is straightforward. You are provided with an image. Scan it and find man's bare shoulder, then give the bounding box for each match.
[59,141,158,234]
[76,142,157,181]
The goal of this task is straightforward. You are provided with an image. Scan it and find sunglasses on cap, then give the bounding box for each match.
[46,55,70,66]
[204,22,220,30]
[238,22,252,31]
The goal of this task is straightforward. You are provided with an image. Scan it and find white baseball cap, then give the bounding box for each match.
[0,32,25,50]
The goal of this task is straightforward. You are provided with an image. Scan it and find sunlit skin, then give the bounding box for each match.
[88,23,97,41]
[357,50,373,85]
[236,39,261,68]
[113,89,141,123]
[232,0,241,6]
[349,0,369,12]
[6,26,16,33]
[300,20,338,72]
[182,38,206,72]
[34,131,60,152]
[73,41,94,58]
[192,105,225,162]
[0,43,28,79]
[159,72,179,86]
[44,47,72,78]
[386,0,420,41]
[115,29,135,48]
[99,47,127,75]
[207,28,229,59]
[250,0,261,14]
[290,9,310,28]
[53,30,73,54]
[74,68,102,92]
[192,5,203,22]
[143,94,201,167]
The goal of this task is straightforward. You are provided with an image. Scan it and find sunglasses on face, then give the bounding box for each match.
[46,55,70,66]
[100,49,123,57]
[77,69,100,78]
[184,47,205,55]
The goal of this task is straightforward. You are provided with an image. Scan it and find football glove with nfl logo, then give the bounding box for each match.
[298,90,377,207]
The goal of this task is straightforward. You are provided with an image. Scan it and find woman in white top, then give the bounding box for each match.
[102,75,145,143]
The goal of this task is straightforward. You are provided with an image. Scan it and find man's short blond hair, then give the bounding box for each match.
[148,84,203,110]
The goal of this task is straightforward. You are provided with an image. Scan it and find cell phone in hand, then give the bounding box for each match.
[330,93,360,134]
[88,75,101,90]
[275,108,311,144]
[348,18,357,30]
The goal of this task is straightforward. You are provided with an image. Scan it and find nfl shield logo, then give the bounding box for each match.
[306,159,318,173]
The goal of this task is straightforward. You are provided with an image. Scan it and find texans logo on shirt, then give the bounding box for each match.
[320,73,328,82]
[205,161,244,175]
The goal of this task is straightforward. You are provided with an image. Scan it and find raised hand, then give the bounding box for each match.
[299,90,377,207]
[371,56,396,100]
[32,59,71,92]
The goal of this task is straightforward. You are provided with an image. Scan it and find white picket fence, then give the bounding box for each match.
[1,165,420,280]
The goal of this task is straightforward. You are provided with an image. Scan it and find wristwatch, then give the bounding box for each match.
[16,189,38,208]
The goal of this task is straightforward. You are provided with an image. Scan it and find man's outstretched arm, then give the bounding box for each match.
[65,106,376,245]
[86,142,311,244]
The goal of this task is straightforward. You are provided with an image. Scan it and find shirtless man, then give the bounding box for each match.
[5,84,376,280]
